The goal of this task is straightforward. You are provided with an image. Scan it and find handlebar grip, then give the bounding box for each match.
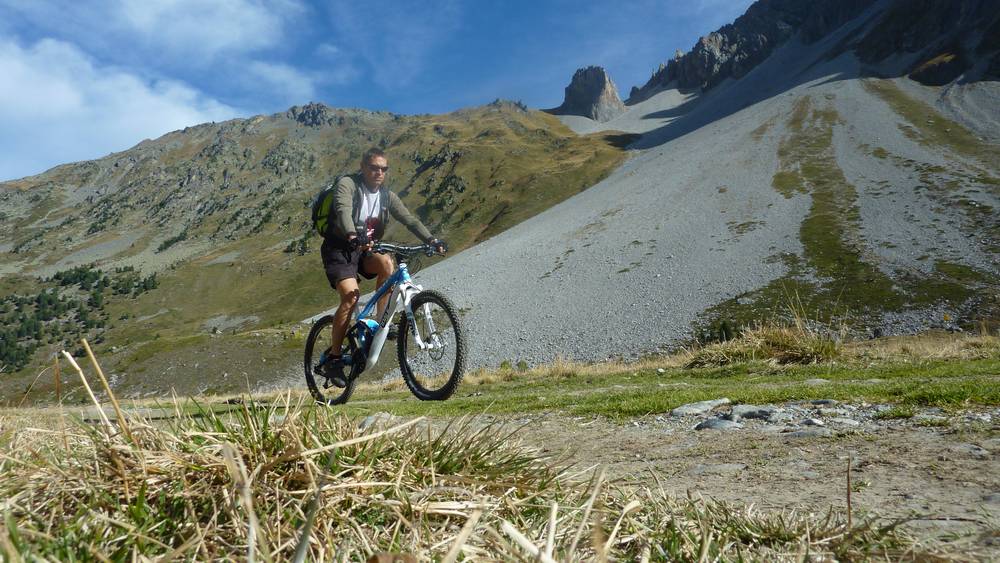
[372,242,443,257]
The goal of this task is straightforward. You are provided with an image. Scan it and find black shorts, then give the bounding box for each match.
[321,242,377,288]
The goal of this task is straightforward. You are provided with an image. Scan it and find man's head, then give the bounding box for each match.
[360,147,388,191]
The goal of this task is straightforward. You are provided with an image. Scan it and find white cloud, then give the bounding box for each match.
[119,0,302,60]
[1,0,305,63]
[327,0,461,89]
[315,43,341,58]
[0,37,240,181]
[246,61,318,105]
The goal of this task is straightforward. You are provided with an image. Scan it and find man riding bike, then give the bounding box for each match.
[319,147,446,387]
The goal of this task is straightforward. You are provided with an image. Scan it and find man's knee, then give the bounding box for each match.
[336,279,360,307]
[338,289,360,305]
[376,255,394,276]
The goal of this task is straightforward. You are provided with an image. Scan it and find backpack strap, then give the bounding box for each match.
[350,174,364,232]
[379,185,390,226]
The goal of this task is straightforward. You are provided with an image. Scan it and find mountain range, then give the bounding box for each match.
[1,0,998,402]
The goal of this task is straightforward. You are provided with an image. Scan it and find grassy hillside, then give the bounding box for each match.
[0,101,629,398]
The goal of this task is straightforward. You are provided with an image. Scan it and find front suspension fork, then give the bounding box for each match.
[406,302,438,350]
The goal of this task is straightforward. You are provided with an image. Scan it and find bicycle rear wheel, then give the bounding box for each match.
[304,315,357,405]
[397,290,465,400]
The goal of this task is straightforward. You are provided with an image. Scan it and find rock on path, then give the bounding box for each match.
[672,398,731,417]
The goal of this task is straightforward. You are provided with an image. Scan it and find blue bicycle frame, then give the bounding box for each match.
[352,257,437,371]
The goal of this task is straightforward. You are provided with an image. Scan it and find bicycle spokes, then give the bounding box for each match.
[303,316,358,405]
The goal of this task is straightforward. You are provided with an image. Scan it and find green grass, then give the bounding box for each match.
[915,416,951,428]
[771,170,804,198]
[328,355,1000,421]
[750,116,776,141]
[122,334,211,366]
[861,79,1000,168]
[718,95,908,327]
[783,98,901,311]
[934,260,991,284]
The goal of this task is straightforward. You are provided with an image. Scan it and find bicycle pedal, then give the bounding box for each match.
[324,375,348,389]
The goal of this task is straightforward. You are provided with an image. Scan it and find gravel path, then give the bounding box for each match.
[508,404,1000,557]
[351,400,1000,556]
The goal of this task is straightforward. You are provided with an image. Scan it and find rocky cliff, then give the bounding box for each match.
[857,0,1000,84]
[547,66,626,122]
[628,0,1000,102]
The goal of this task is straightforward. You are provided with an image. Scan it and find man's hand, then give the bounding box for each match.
[431,238,448,254]
[350,232,373,252]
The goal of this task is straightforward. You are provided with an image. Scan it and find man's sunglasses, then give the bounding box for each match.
[368,164,389,173]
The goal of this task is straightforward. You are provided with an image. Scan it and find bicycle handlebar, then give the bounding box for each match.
[372,242,442,258]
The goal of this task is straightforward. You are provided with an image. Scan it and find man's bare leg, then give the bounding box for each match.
[362,253,395,318]
[330,277,360,355]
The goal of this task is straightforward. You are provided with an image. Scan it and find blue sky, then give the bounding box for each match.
[0,0,755,181]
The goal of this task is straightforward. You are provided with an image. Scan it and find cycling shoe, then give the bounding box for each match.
[320,354,348,388]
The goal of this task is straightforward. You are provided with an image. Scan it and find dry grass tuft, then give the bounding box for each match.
[455,354,690,386]
[686,325,840,368]
[845,331,1000,362]
[0,392,942,560]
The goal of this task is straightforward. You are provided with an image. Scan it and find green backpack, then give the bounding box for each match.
[311,176,343,237]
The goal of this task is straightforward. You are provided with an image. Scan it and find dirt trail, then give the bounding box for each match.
[507,413,1000,555]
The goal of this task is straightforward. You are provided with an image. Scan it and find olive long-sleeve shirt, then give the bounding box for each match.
[330,173,433,245]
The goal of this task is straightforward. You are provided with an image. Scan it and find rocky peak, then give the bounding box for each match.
[548,66,626,122]
[630,0,877,102]
[628,0,1000,103]
[286,102,337,127]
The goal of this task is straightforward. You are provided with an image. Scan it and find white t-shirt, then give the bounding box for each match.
[360,190,381,238]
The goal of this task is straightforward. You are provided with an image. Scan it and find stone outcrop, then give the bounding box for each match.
[798,0,877,43]
[856,0,985,63]
[629,0,877,102]
[988,52,1000,79]
[286,102,337,127]
[548,66,626,122]
[857,0,1000,84]
[627,0,1000,103]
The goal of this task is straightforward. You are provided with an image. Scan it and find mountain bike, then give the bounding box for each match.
[304,242,466,405]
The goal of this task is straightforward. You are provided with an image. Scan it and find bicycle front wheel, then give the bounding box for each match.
[397,290,465,400]
[304,315,357,405]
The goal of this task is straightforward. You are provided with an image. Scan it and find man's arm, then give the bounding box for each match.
[387,191,434,243]
[332,175,357,241]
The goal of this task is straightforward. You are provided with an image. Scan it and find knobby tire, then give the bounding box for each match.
[304,315,357,405]
[396,290,466,400]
